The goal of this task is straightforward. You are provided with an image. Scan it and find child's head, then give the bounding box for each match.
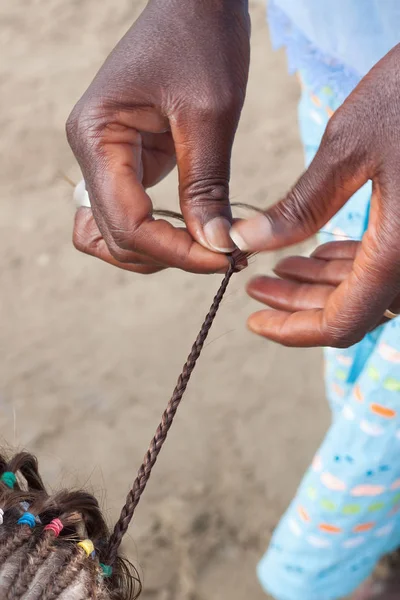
[0,452,141,599]
[0,249,236,599]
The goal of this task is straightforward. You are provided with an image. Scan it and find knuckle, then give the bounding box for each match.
[108,220,143,253]
[323,112,344,145]
[321,109,358,166]
[189,86,242,121]
[65,100,107,156]
[322,320,362,348]
[214,87,243,116]
[107,241,132,263]
[65,103,84,152]
[107,211,149,256]
[65,106,78,146]
[275,186,321,236]
[182,177,229,207]
[72,226,87,254]
[72,218,94,255]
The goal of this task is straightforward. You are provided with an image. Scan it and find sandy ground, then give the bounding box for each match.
[0,1,329,598]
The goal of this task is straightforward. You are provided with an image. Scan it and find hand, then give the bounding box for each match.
[67,0,250,275]
[247,241,400,347]
[230,44,400,346]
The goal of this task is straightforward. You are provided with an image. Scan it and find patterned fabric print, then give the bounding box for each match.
[298,76,374,416]
[268,0,400,97]
[268,0,361,103]
[258,80,400,600]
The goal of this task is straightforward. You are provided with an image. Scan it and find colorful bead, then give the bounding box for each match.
[78,539,95,557]
[100,563,113,577]
[18,512,36,528]
[1,472,16,489]
[44,518,63,537]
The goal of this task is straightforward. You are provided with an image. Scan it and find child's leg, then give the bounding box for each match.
[258,78,400,600]
[258,318,400,600]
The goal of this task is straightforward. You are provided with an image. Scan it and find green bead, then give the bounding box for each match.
[100,563,112,578]
[0,472,16,489]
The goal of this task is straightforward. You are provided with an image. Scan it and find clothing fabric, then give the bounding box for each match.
[268,0,400,103]
[257,75,400,599]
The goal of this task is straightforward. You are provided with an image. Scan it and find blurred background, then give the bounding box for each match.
[0,1,329,598]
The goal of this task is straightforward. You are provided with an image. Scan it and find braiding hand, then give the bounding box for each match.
[67,0,250,275]
[231,45,400,347]
[247,241,400,347]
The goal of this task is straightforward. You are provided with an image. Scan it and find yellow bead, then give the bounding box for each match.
[78,539,95,557]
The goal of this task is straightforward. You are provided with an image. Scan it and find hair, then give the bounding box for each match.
[0,452,141,599]
[0,248,245,599]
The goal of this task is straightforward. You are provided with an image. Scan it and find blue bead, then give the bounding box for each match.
[17,512,36,528]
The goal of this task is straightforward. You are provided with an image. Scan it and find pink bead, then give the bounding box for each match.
[44,518,63,537]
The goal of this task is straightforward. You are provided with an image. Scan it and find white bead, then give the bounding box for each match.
[0,508,4,525]
[73,179,91,208]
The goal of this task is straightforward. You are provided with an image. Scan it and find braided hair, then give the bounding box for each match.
[0,249,244,599]
[0,452,141,600]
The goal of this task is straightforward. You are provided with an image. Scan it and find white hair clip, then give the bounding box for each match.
[73,179,91,208]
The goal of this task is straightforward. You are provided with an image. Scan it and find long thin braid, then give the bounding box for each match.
[105,258,237,565]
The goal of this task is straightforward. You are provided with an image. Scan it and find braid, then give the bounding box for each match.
[0,251,243,598]
[8,530,55,600]
[105,257,237,565]
[0,525,32,566]
[44,547,86,600]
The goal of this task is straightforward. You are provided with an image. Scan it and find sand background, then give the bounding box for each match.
[0,1,328,598]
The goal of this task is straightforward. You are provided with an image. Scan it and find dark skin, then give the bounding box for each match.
[68,2,400,348]
[247,240,400,345]
[232,45,400,347]
[67,0,250,275]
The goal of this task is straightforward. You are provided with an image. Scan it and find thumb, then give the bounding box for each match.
[230,123,369,252]
[172,105,240,254]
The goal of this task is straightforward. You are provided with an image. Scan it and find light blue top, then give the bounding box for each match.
[268,0,400,101]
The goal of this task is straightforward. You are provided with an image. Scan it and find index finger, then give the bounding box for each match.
[69,113,229,274]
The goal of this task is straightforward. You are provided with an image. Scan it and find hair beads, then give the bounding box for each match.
[78,538,95,558]
[0,255,240,598]
[17,512,36,528]
[100,563,113,578]
[44,518,63,537]
[1,472,16,489]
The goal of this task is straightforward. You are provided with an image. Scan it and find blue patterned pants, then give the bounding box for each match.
[258,75,400,600]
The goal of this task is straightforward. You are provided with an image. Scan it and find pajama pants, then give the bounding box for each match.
[257,75,400,600]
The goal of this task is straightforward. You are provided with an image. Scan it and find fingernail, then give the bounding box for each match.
[230,215,273,251]
[203,217,235,253]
